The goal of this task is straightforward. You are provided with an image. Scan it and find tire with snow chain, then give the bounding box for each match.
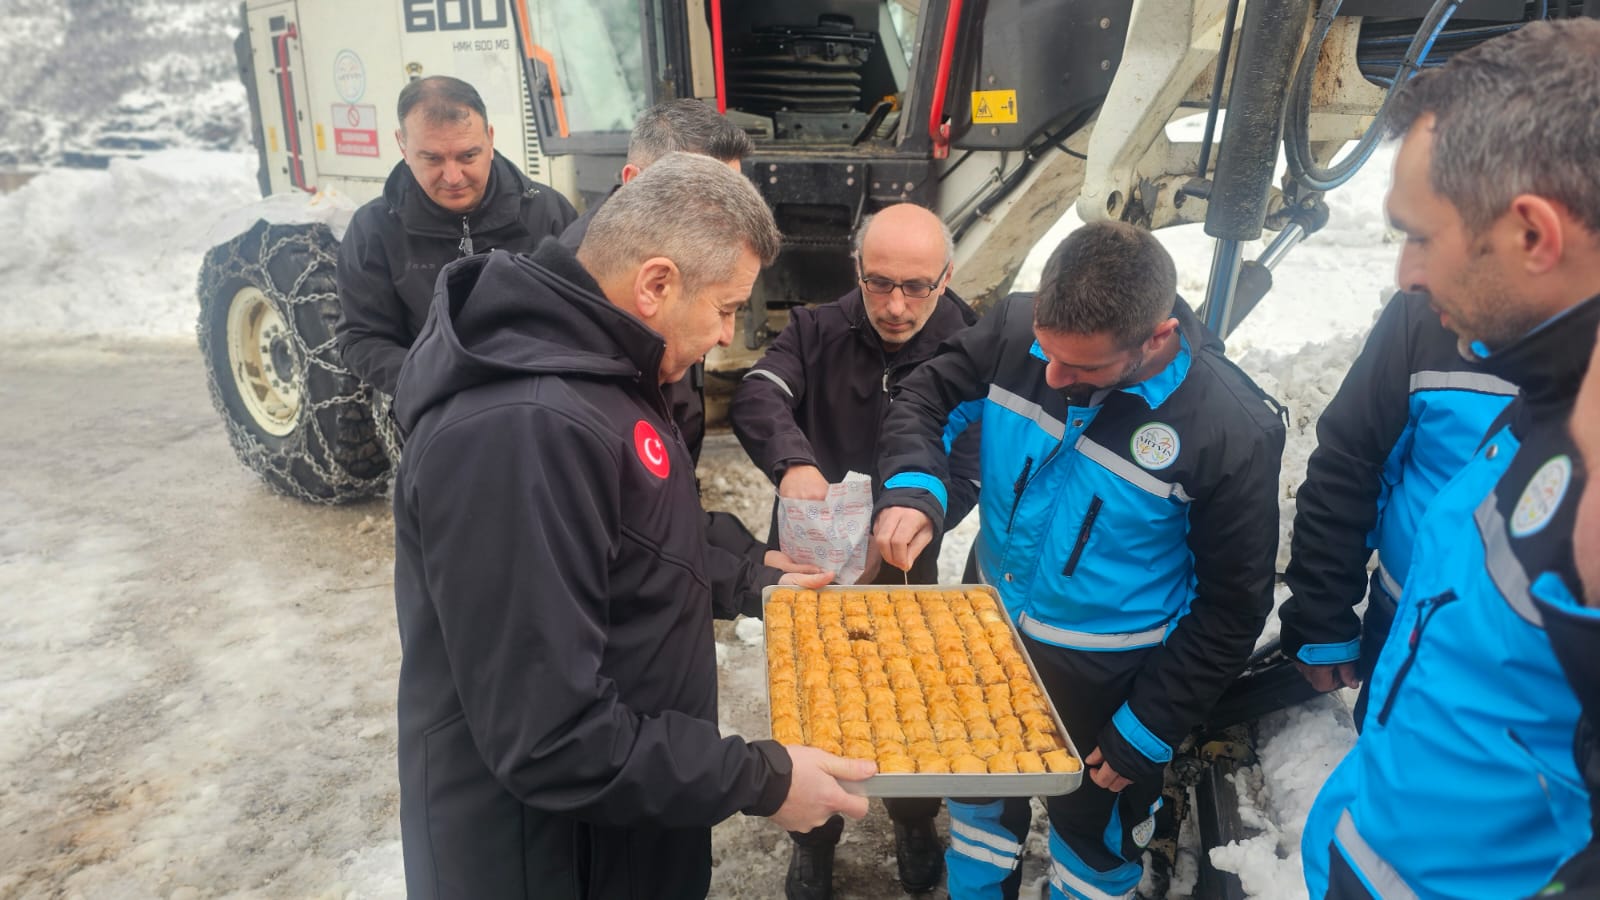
[197,220,390,503]
[370,389,404,471]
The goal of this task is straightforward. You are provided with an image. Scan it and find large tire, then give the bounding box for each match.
[197,220,389,503]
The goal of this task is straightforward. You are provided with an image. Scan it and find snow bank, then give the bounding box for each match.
[0,150,260,340]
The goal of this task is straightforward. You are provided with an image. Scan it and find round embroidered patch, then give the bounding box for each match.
[1132,814,1157,849]
[1510,454,1572,538]
[1130,422,1180,470]
[633,419,670,479]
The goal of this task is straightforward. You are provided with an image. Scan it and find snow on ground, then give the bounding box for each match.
[0,133,1399,897]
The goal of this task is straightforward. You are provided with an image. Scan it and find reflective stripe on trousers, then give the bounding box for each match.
[1046,819,1140,900]
[947,801,1023,899]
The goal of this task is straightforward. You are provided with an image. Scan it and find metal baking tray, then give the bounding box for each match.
[761,584,1082,798]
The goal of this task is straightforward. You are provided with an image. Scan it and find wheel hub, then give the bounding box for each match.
[226,286,302,438]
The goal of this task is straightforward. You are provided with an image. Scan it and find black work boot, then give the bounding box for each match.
[785,839,835,900]
[894,818,945,894]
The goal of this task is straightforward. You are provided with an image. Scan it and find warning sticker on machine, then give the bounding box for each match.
[971,90,1019,125]
[332,103,380,157]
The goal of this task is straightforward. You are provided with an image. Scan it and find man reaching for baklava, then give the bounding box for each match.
[730,202,981,900]
[872,221,1285,900]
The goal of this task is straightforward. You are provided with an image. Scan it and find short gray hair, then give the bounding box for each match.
[851,208,955,261]
[1034,221,1176,348]
[628,99,755,170]
[579,152,781,296]
[1385,18,1600,235]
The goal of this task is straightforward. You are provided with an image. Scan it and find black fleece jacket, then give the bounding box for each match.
[729,287,982,581]
[389,241,789,900]
[334,152,577,396]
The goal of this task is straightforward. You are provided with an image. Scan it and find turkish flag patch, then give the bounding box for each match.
[633,419,670,479]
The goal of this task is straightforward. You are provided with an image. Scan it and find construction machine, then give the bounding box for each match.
[202,0,1586,505]
[195,1,1590,894]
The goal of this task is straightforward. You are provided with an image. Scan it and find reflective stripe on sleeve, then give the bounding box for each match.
[742,368,794,398]
[1334,809,1420,900]
[989,384,1066,441]
[1408,371,1517,396]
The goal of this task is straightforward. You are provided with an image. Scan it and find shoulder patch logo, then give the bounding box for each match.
[1510,454,1571,538]
[1131,422,1180,471]
[1132,813,1157,848]
[633,420,670,479]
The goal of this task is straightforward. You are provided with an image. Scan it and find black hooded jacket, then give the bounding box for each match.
[389,242,790,899]
[729,287,983,582]
[335,152,577,395]
[559,186,769,568]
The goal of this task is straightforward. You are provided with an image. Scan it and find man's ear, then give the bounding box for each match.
[620,163,642,184]
[1504,193,1567,276]
[394,128,406,156]
[633,257,679,320]
[1148,316,1180,350]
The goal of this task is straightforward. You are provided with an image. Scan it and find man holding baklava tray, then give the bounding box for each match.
[388,153,872,900]
[873,221,1286,900]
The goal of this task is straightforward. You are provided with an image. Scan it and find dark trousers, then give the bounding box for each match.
[790,796,943,846]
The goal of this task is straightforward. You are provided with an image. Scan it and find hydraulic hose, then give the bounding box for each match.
[1283,0,1462,192]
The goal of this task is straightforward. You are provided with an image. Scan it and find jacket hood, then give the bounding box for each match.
[392,239,665,433]
[382,151,536,238]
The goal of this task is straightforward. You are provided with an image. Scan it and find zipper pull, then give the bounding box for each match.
[459,217,474,256]
[883,367,890,394]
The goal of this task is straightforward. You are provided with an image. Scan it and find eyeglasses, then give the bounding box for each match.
[859,261,950,300]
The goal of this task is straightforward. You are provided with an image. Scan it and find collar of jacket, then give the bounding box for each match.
[392,239,666,433]
[382,151,535,239]
[1472,293,1600,410]
[842,286,979,363]
[1025,296,1210,409]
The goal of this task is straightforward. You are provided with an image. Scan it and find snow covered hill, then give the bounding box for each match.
[0,0,249,168]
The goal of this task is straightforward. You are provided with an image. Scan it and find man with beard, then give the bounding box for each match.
[1298,19,1600,900]
[872,220,1286,900]
[388,153,866,899]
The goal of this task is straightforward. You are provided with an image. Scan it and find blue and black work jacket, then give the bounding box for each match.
[1280,292,1516,666]
[1301,295,1600,900]
[876,295,1286,782]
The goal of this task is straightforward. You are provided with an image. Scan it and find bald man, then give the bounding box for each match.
[730,203,981,900]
